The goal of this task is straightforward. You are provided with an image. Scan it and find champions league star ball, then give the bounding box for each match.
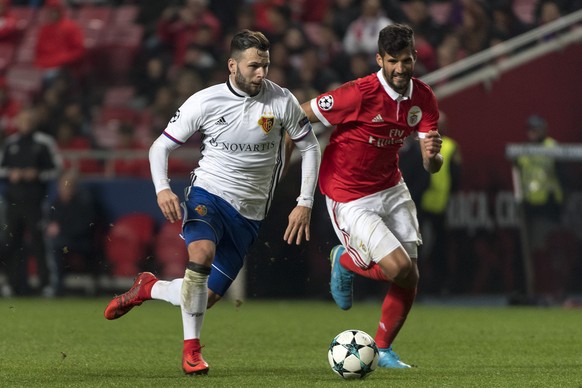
[328,329,379,379]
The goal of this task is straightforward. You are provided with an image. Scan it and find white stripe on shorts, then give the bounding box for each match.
[326,180,421,267]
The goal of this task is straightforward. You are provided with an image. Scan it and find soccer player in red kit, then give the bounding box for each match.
[301,24,443,368]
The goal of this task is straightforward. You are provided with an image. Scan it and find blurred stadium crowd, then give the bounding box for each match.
[2,0,581,176]
[1,0,581,297]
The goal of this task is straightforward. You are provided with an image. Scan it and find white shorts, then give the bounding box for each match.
[326,180,422,268]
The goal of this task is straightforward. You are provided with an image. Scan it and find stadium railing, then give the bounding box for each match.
[420,8,582,98]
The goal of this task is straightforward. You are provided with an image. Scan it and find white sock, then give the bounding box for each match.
[181,268,209,340]
[151,279,183,306]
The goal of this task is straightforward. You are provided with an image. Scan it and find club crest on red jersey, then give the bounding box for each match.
[195,205,207,216]
[407,106,422,127]
[258,115,275,134]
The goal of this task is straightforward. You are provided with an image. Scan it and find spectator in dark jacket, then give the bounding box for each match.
[0,106,62,297]
[46,170,97,296]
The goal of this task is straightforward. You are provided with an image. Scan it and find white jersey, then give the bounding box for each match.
[162,78,312,220]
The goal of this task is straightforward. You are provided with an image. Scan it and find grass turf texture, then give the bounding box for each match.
[1,298,581,387]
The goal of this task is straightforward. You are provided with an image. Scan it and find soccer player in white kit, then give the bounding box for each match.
[301,24,443,368]
[104,30,321,375]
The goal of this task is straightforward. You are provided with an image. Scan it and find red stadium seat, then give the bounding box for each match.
[81,22,105,50]
[154,221,188,279]
[10,6,36,32]
[92,106,138,148]
[97,106,137,124]
[13,29,37,65]
[96,24,144,84]
[112,4,139,25]
[75,5,112,28]
[0,43,16,73]
[101,23,143,47]
[105,213,155,277]
[103,86,136,107]
[5,65,43,104]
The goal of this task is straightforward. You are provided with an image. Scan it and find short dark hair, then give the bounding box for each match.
[378,24,415,57]
[230,29,270,59]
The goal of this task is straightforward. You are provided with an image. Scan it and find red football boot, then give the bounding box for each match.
[182,339,210,375]
[103,272,157,320]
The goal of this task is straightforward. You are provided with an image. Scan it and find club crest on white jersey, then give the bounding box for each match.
[258,114,275,134]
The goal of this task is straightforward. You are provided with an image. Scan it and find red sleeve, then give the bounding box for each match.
[61,21,85,64]
[34,27,51,67]
[0,14,18,39]
[416,86,439,135]
[314,81,362,126]
[34,21,85,68]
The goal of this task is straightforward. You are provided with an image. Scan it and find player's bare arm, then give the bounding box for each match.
[420,130,443,173]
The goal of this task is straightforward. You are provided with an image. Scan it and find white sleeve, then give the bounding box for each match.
[293,129,321,208]
[149,134,180,194]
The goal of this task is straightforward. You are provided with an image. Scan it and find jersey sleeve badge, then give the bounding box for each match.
[170,109,181,123]
[318,95,334,111]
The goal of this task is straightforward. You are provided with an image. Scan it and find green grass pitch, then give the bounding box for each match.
[1,298,582,387]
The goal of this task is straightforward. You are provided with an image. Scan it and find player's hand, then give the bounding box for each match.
[46,221,60,237]
[157,189,182,223]
[422,130,442,158]
[284,205,312,245]
[9,168,23,183]
[23,168,39,181]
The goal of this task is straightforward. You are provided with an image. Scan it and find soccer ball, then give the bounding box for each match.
[328,329,379,379]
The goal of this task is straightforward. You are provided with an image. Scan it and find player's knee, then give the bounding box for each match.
[378,247,411,281]
[397,258,413,279]
[392,248,413,280]
[187,240,215,266]
[395,260,419,289]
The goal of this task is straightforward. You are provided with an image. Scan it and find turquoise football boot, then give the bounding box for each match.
[378,346,411,368]
[329,245,354,310]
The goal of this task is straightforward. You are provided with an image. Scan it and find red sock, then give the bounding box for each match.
[374,283,417,349]
[339,253,389,282]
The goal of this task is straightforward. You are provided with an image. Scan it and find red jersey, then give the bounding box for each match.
[35,17,85,69]
[313,71,439,202]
